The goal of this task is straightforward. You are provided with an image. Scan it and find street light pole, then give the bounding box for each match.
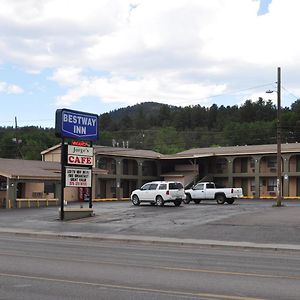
[276,67,282,207]
[266,67,282,206]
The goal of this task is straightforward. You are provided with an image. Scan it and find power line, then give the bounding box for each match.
[282,86,300,101]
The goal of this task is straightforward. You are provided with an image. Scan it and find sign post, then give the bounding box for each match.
[60,138,66,220]
[55,109,99,220]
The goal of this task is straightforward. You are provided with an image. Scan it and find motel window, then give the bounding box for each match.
[216,158,227,173]
[250,179,255,191]
[0,181,6,191]
[250,158,255,169]
[267,178,277,192]
[44,182,55,194]
[267,158,277,168]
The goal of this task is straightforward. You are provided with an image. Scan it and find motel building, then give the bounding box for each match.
[1,142,300,208]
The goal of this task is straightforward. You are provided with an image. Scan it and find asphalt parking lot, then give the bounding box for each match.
[1,199,300,246]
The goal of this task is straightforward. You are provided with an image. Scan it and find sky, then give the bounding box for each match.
[0,0,299,128]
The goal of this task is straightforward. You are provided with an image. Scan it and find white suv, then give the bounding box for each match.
[131,181,185,207]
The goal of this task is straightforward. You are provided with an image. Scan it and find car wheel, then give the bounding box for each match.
[156,195,164,207]
[132,195,140,206]
[174,200,182,207]
[194,199,201,204]
[227,198,235,204]
[183,194,191,204]
[216,194,226,205]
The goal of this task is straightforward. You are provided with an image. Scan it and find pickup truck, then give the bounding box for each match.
[184,182,243,205]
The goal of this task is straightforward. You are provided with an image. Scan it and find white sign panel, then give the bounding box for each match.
[68,145,93,157]
[67,145,93,166]
[65,167,92,187]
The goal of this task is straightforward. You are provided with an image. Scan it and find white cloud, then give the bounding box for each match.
[0,81,24,94]
[52,68,226,107]
[50,67,83,87]
[1,0,300,107]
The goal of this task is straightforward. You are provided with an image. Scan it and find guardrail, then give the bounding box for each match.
[16,198,59,208]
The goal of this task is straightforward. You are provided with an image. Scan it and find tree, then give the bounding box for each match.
[153,127,184,154]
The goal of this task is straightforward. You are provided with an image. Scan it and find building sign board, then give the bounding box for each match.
[56,108,99,220]
[67,155,93,166]
[68,145,93,157]
[67,145,93,166]
[55,109,99,141]
[65,167,92,187]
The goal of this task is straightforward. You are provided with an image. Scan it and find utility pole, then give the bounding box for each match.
[276,67,282,207]
[13,116,23,159]
[266,67,282,207]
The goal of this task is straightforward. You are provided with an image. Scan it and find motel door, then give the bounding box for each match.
[241,178,248,197]
[17,182,25,198]
[297,178,300,197]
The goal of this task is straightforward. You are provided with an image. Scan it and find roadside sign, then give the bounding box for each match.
[55,109,99,141]
[68,145,93,157]
[56,108,99,220]
[65,167,92,187]
[67,155,93,166]
[67,145,93,166]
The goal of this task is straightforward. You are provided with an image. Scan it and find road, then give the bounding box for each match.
[1,234,300,300]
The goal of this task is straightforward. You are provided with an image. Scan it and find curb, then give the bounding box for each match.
[1,228,300,252]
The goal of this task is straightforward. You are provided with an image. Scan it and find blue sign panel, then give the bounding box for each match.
[55,109,99,141]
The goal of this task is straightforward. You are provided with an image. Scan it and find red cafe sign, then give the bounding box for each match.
[68,155,93,166]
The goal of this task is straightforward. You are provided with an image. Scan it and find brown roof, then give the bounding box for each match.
[41,143,300,161]
[0,158,61,180]
[168,143,300,159]
[94,145,162,159]
[41,144,162,160]
[0,158,107,180]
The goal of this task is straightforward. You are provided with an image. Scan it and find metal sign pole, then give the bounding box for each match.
[60,138,65,220]
[89,142,93,209]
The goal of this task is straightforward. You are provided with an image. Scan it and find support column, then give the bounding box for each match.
[115,158,122,199]
[136,159,144,188]
[283,154,291,197]
[254,156,261,198]
[6,178,17,208]
[55,181,61,202]
[227,157,233,187]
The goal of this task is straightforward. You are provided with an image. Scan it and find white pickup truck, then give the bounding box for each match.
[184,182,243,205]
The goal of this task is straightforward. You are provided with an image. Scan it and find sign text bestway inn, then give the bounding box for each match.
[55,109,99,141]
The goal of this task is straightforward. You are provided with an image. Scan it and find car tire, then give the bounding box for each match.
[227,198,235,204]
[156,195,164,207]
[194,199,201,204]
[132,195,140,206]
[183,194,191,204]
[174,200,182,207]
[216,194,226,205]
